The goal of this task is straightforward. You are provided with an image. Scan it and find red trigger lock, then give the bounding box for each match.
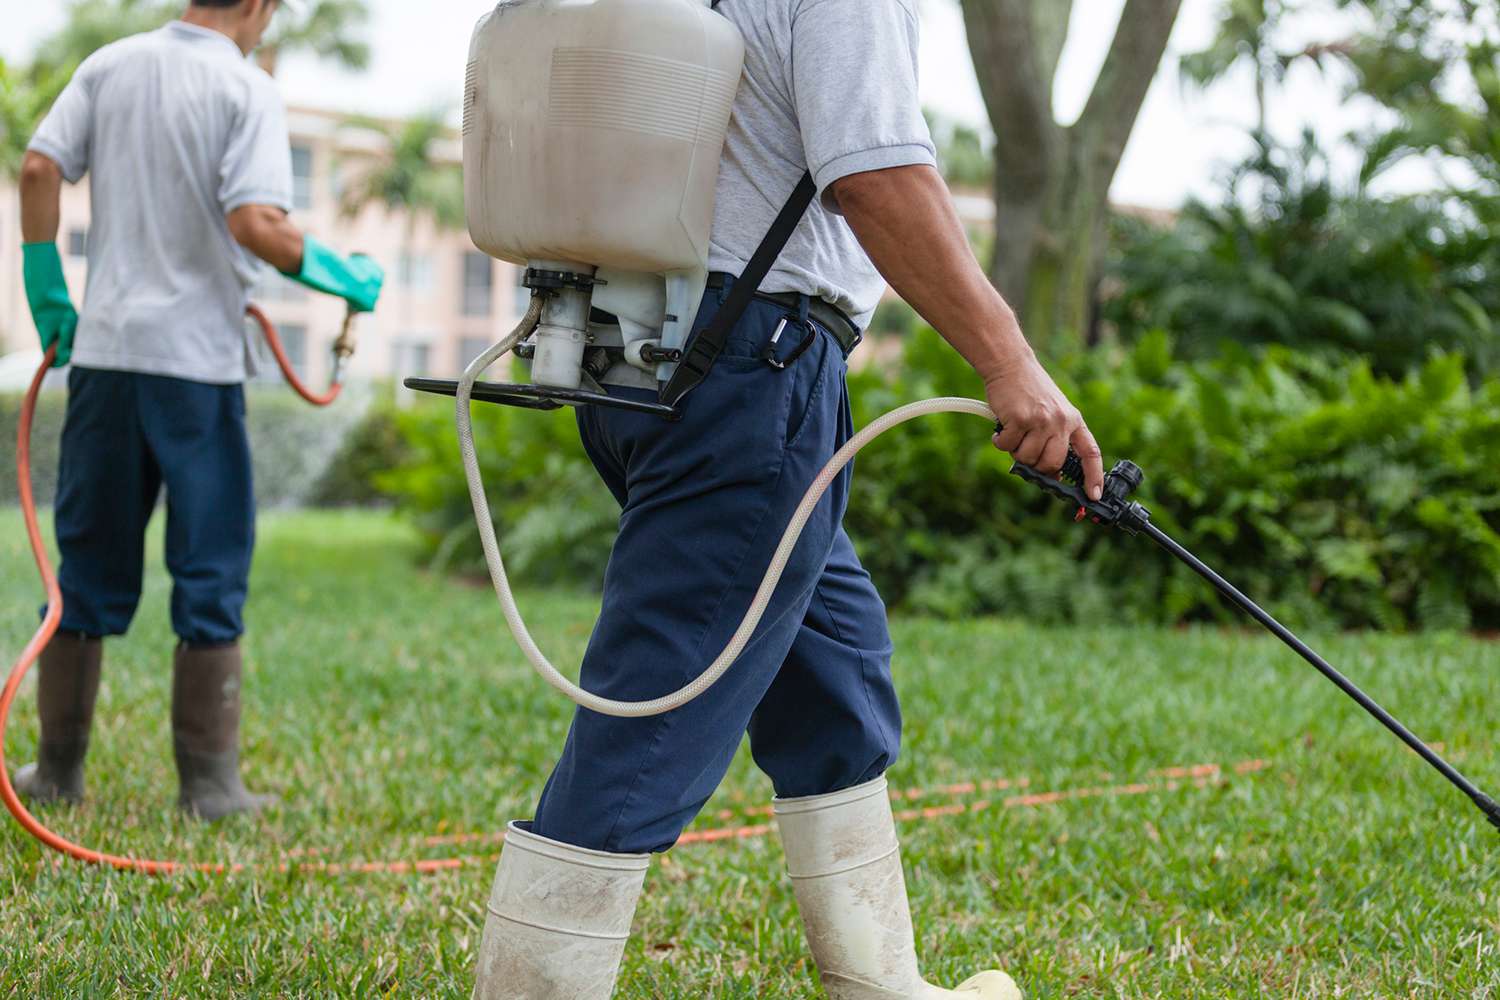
[1075,506,1087,523]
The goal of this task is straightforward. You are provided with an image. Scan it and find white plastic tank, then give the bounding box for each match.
[463,0,745,369]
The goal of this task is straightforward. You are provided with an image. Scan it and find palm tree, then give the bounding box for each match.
[339,114,465,231]
[255,0,372,77]
[338,112,466,342]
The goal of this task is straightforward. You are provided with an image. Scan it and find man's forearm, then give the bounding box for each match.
[831,164,1034,382]
[19,152,63,243]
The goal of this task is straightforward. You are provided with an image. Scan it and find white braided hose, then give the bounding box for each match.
[456,310,995,718]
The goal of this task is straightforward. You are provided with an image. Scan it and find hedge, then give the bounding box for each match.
[375,331,1500,632]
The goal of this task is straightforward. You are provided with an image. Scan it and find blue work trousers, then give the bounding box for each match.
[50,366,255,646]
[532,282,902,854]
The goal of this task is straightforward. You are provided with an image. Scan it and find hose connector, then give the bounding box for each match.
[330,309,359,383]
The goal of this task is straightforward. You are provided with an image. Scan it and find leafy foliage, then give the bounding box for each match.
[1336,0,1499,202]
[844,328,1500,632]
[1100,135,1500,379]
[372,378,618,585]
[370,331,1500,632]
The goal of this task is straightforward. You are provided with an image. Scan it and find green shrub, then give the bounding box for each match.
[306,390,408,507]
[373,330,1500,632]
[372,383,617,585]
[844,328,1500,632]
[1101,136,1499,380]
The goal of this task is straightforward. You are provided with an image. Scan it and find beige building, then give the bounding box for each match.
[0,106,528,387]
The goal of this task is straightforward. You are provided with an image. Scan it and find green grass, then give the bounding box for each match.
[1,508,1496,998]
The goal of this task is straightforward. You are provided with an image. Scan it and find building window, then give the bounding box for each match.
[392,338,432,377]
[399,252,435,292]
[463,251,493,317]
[253,323,308,381]
[67,228,88,259]
[290,144,315,211]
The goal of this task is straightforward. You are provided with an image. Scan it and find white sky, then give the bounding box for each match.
[3,0,1405,209]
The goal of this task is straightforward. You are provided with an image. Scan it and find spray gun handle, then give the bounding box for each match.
[994,421,1086,487]
[996,422,1151,533]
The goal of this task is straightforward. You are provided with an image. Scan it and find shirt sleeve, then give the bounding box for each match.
[789,0,937,213]
[219,75,294,215]
[27,56,101,183]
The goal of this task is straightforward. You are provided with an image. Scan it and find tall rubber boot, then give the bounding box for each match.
[473,821,649,1000]
[171,643,273,821]
[774,777,1023,1000]
[12,633,103,804]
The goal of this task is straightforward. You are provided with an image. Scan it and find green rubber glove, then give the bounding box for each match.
[22,243,78,368]
[284,235,385,313]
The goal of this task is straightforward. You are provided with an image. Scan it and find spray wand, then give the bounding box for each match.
[1009,446,1500,834]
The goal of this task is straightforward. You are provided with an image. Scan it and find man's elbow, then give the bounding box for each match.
[18,151,61,192]
[226,205,300,271]
[225,206,261,249]
[828,164,938,219]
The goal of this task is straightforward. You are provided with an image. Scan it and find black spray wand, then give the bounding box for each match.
[1008,445,1500,832]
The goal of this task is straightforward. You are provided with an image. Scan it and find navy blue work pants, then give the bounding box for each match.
[50,367,255,646]
[532,284,902,854]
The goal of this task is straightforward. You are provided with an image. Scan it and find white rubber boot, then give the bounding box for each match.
[774,777,1023,1000]
[472,822,649,1000]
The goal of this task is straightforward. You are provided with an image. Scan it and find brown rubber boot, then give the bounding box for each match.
[12,632,103,805]
[171,642,273,821]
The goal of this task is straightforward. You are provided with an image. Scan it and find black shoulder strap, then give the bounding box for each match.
[661,170,816,409]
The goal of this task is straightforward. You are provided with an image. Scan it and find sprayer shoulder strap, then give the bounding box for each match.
[660,170,817,409]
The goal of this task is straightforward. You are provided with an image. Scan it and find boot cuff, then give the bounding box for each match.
[773,774,888,816]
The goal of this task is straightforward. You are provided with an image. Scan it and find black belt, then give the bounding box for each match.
[705,272,862,358]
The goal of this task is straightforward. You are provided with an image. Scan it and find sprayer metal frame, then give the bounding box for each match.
[405,275,684,419]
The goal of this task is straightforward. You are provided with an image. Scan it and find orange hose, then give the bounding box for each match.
[246,304,342,407]
[0,310,368,874]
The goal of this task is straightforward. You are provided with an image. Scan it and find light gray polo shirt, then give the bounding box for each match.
[28,21,293,384]
[707,0,936,328]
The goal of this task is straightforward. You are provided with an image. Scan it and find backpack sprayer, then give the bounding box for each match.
[404,0,1500,834]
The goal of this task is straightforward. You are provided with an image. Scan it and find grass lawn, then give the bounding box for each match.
[1,508,1496,998]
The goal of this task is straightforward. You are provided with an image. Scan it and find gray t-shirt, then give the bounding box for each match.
[707,0,935,328]
[28,21,292,384]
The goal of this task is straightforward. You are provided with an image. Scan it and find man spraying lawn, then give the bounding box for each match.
[12,0,383,820]
[458,1,1104,997]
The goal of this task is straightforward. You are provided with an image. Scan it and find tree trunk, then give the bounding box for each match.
[962,0,1183,355]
